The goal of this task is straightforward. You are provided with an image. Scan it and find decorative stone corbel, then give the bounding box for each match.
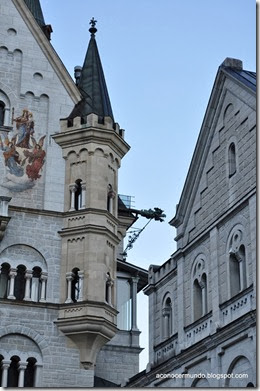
[0,196,11,241]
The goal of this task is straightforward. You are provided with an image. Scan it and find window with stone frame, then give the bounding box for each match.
[65,268,84,303]
[0,261,47,302]
[14,265,26,300]
[0,100,5,126]
[192,257,208,322]
[228,142,237,177]
[0,90,11,127]
[162,294,172,340]
[74,179,83,210]
[0,262,10,298]
[228,228,247,297]
[71,267,80,302]
[105,272,113,305]
[107,184,116,214]
[0,354,37,387]
[0,354,3,385]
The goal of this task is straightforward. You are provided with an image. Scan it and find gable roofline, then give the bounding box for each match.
[13,0,81,104]
[170,58,256,229]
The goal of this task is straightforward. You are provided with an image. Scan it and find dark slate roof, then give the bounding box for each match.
[222,67,256,92]
[68,27,114,121]
[94,376,119,387]
[23,0,45,27]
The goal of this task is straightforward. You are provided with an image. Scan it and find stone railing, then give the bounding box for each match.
[219,285,254,328]
[184,311,213,348]
[154,332,178,365]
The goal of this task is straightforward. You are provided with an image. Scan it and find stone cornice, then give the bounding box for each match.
[52,126,130,160]
[9,205,63,218]
[58,224,121,245]
[0,298,118,313]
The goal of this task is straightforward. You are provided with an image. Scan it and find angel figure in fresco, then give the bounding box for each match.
[23,135,46,180]
[13,109,35,148]
[0,135,24,177]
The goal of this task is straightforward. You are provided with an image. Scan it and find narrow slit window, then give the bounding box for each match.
[0,101,5,126]
[228,142,236,177]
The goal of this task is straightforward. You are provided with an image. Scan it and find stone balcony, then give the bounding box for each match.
[154,332,178,365]
[219,285,254,328]
[184,311,213,349]
[55,300,118,369]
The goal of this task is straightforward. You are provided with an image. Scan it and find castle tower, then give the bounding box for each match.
[53,20,130,370]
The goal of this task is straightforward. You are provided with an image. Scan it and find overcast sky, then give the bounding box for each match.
[40,0,256,371]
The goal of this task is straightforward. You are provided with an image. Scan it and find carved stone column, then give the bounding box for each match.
[65,272,73,303]
[78,270,84,301]
[7,268,17,299]
[80,184,86,209]
[131,275,139,331]
[18,361,28,387]
[69,186,76,211]
[24,270,33,301]
[39,272,48,302]
[162,307,171,339]
[1,360,11,387]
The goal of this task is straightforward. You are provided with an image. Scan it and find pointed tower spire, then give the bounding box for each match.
[23,0,46,27]
[68,18,114,122]
[23,0,52,40]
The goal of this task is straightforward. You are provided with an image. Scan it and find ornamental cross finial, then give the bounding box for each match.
[90,17,97,28]
[89,17,97,35]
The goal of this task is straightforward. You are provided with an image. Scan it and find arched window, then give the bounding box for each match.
[65,268,84,303]
[24,357,37,387]
[228,229,247,297]
[0,355,4,386]
[193,279,202,321]
[31,267,42,302]
[71,267,80,302]
[107,184,115,214]
[0,353,39,388]
[228,142,236,177]
[162,296,172,339]
[69,179,86,211]
[7,356,20,387]
[229,252,240,296]
[74,179,82,211]
[0,262,10,298]
[105,272,113,305]
[0,101,5,126]
[14,265,26,300]
[192,257,208,322]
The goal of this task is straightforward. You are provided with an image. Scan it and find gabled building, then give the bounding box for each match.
[127,58,256,388]
[0,0,147,387]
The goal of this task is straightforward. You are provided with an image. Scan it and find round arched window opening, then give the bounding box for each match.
[0,262,10,298]
[71,267,80,302]
[74,179,82,211]
[0,100,5,126]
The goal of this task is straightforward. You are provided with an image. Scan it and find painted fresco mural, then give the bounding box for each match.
[0,109,46,191]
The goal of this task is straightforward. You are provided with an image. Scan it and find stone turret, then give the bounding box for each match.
[53,20,130,380]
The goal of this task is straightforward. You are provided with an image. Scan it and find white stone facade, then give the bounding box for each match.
[128,60,256,387]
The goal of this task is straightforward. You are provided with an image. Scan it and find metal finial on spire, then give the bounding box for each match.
[89,17,97,35]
